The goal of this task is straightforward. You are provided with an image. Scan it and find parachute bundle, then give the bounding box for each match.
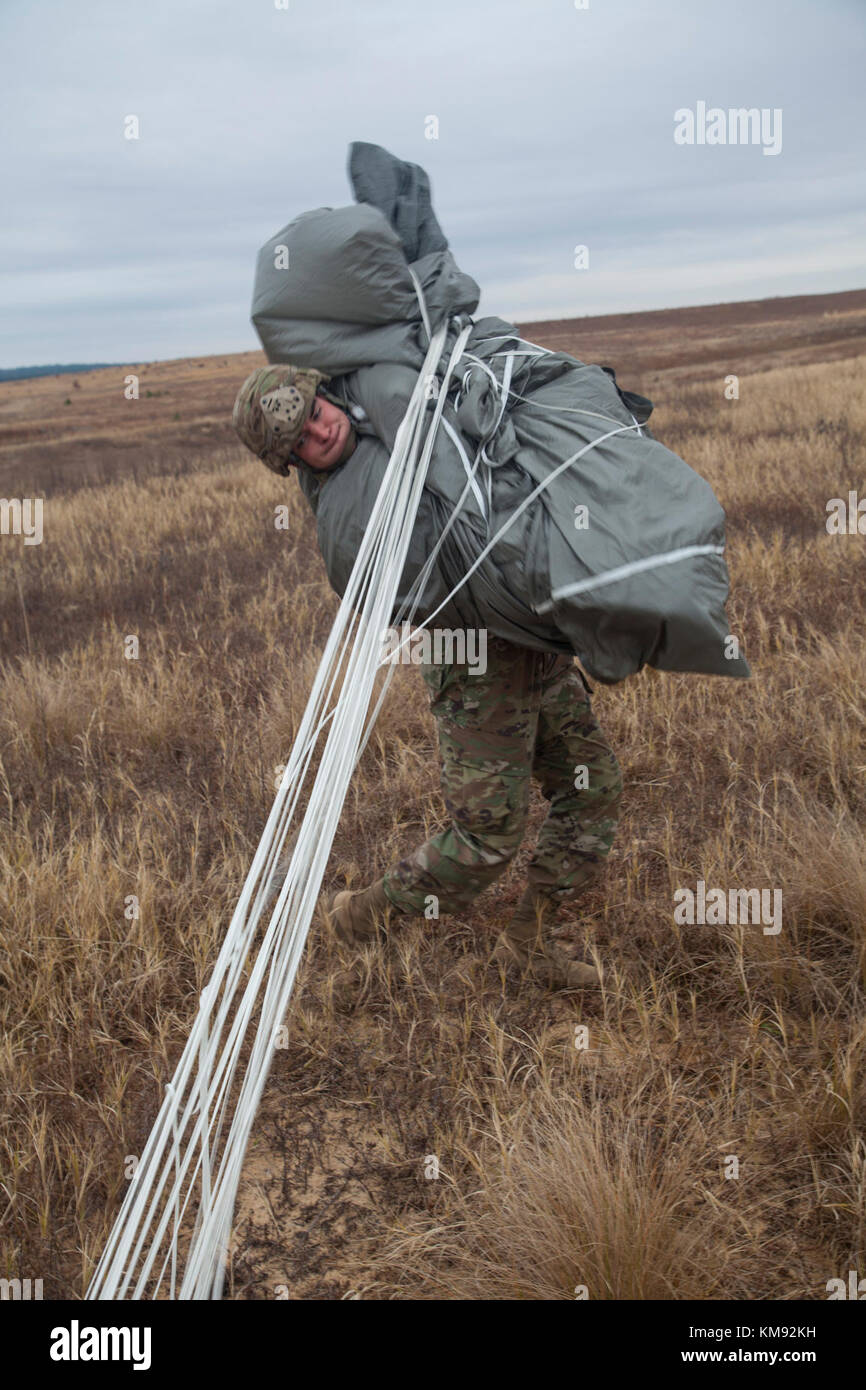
[253,141,750,684]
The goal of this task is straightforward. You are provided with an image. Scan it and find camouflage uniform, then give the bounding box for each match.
[383,635,622,914]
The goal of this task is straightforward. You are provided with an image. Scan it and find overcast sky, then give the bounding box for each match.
[1,0,864,367]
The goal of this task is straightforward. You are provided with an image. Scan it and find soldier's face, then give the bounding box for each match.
[295,396,355,471]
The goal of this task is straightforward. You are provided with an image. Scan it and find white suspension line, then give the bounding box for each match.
[388,421,645,643]
[534,544,727,612]
[88,316,472,1301]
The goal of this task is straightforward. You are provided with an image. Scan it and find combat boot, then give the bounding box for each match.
[492,884,600,989]
[323,877,393,947]
[320,878,403,1012]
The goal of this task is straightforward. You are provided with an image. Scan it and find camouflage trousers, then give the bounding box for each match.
[383,635,622,915]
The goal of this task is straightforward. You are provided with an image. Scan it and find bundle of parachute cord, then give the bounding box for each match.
[87,296,648,1299]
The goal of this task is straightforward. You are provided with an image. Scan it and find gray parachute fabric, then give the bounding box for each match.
[251,141,749,685]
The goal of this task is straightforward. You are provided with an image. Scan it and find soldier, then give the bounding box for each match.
[232,365,623,992]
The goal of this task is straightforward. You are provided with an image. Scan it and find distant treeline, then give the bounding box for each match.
[0,363,121,382]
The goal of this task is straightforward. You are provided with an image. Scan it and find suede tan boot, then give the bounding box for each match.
[320,878,401,1012]
[492,885,600,989]
[323,877,393,947]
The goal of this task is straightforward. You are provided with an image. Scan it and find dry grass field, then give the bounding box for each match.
[1,289,865,1300]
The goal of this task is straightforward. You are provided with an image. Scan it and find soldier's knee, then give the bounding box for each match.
[451,805,527,876]
[582,741,622,811]
[542,747,623,817]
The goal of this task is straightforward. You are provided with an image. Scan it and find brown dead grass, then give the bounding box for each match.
[1,298,865,1300]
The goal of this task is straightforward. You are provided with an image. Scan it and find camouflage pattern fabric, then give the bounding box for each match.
[383,635,622,914]
[231,363,330,475]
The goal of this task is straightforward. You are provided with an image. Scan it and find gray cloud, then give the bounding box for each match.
[0,0,863,364]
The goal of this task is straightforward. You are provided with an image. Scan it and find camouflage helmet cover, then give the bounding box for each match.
[231,364,330,475]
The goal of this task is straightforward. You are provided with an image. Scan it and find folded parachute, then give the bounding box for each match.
[250,141,749,685]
